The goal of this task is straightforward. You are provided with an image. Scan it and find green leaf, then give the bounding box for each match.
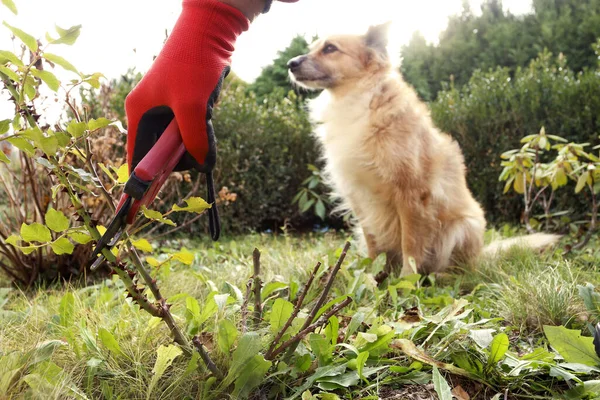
[8,137,35,155]
[432,366,453,400]
[3,22,37,52]
[88,118,111,131]
[0,65,19,82]
[172,197,211,214]
[315,199,326,220]
[0,50,23,66]
[21,222,51,243]
[1,0,17,15]
[45,208,69,232]
[489,333,509,365]
[131,238,152,253]
[231,355,272,399]
[270,298,294,333]
[30,69,60,92]
[220,333,263,390]
[39,135,58,155]
[147,345,183,399]
[51,237,74,255]
[356,351,369,382]
[0,151,9,164]
[68,232,92,244]
[66,120,87,138]
[98,328,122,355]
[52,25,81,45]
[0,119,10,134]
[141,206,176,227]
[59,292,74,327]
[217,319,238,354]
[43,53,78,74]
[544,325,600,366]
[310,334,332,366]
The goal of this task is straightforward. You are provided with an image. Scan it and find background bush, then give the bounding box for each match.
[430,50,600,224]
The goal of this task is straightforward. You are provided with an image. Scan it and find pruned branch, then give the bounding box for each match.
[281,241,351,362]
[266,297,352,360]
[192,336,223,379]
[265,262,321,359]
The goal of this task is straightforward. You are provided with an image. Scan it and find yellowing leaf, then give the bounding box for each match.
[69,232,92,244]
[171,197,211,214]
[5,234,20,246]
[148,345,183,398]
[576,172,589,194]
[115,164,128,184]
[45,208,69,232]
[21,222,51,243]
[51,237,74,255]
[1,0,18,15]
[514,173,525,194]
[146,257,161,267]
[131,238,152,253]
[97,225,107,236]
[141,206,176,227]
[172,251,194,265]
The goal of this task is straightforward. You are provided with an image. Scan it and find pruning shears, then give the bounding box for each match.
[90,119,220,270]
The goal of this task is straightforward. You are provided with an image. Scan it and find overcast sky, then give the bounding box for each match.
[0,0,534,121]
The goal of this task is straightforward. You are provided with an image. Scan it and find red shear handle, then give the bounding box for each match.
[134,119,187,182]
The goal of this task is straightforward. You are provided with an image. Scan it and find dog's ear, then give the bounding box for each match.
[365,22,391,54]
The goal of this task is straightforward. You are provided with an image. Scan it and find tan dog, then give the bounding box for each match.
[288,23,559,276]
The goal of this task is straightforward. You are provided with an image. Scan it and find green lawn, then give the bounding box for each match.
[2,232,600,399]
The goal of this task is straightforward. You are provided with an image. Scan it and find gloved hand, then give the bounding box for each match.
[125,0,249,173]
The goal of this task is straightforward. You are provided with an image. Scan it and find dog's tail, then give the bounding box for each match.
[482,233,562,256]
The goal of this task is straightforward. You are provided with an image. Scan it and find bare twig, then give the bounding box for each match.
[192,336,223,379]
[266,297,352,360]
[282,241,351,361]
[252,248,262,328]
[127,245,192,355]
[265,262,321,359]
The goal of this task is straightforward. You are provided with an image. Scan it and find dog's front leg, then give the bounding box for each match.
[398,195,434,276]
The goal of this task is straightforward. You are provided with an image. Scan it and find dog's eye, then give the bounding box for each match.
[322,44,338,54]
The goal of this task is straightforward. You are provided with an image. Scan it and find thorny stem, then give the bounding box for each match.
[192,336,223,379]
[282,241,351,362]
[267,297,352,361]
[265,262,321,359]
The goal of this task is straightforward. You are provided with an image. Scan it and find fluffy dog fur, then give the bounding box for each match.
[288,23,560,275]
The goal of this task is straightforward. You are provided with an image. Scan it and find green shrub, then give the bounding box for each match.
[431,50,600,224]
[211,88,334,234]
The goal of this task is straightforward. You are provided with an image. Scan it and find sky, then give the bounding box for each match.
[0,0,534,122]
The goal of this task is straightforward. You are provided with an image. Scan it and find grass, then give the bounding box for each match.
[1,231,600,399]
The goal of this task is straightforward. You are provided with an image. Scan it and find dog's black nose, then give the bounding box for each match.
[287,55,307,72]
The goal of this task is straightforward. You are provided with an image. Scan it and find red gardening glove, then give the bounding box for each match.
[125,0,249,173]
